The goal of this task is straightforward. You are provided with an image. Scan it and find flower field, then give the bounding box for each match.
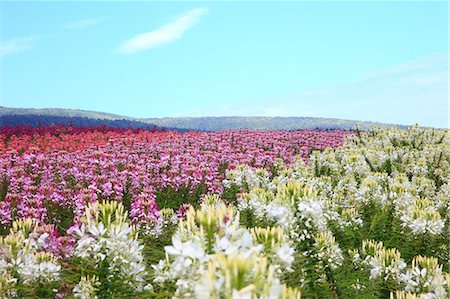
[0,125,448,298]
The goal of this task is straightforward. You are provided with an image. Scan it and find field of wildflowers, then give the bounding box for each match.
[0,125,448,298]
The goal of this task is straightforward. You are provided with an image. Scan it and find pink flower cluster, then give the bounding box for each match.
[1,125,159,154]
[0,127,349,241]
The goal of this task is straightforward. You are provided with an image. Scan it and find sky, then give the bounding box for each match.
[0,1,448,128]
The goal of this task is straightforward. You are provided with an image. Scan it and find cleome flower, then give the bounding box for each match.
[17,251,61,284]
[165,234,206,260]
[351,240,406,287]
[72,201,151,296]
[154,195,296,298]
[223,165,274,192]
[195,253,301,299]
[0,218,61,297]
[400,256,448,298]
[313,231,344,271]
[399,198,445,236]
[390,290,427,299]
[251,226,295,271]
[73,275,101,299]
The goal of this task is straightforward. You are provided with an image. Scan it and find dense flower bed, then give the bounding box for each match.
[229,126,449,298]
[1,125,448,298]
[0,127,347,234]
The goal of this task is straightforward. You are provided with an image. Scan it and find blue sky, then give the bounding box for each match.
[0,1,448,127]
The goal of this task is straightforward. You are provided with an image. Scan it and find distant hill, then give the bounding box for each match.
[0,107,134,120]
[0,107,408,131]
[0,107,186,132]
[144,116,408,131]
[1,114,166,130]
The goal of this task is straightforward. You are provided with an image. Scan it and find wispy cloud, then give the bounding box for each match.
[65,17,106,29]
[184,53,448,128]
[252,53,449,128]
[117,8,208,54]
[0,36,42,58]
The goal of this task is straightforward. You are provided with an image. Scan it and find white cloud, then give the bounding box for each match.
[349,54,446,85]
[252,53,448,128]
[183,53,448,128]
[65,17,106,29]
[0,36,42,58]
[117,8,208,54]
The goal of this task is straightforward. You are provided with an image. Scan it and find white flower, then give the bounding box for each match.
[17,254,60,284]
[74,219,148,292]
[73,276,99,299]
[231,288,253,299]
[36,233,49,249]
[165,235,205,260]
[89,223,106,237]
[276,244,295,267]
[214,236,231,252]
[367,262,382,280]
[194,277,211,298]
[297,200,327,231]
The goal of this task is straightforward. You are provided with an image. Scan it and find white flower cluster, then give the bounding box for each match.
[0,272,17,299]
[139,221,164,238]
[336,207,364,230]
[350,241,450,298]
[435,183,450,211]
[227,126,449,297]
[238,188,295,232]
[354,173,390,207]
[238,182,332,236]
[223,164,275,191]
[0,219,61,297]
[73,275,100,299]
[341,152,371,177]
[72,201,151,297]
[400,256,449,299]
[152,195,296,298]
[308,148,342,177]
[16,252,61,284]
[351,240,407,284]
[237,181,346,278]
[194,253,301,299]
[312,232,344,271]
[297,198,328,232]
[251,226,296,272]
[271,159,307,183]
[390,290,427,299]
[153,234,209,296]
[399,198,445,235]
